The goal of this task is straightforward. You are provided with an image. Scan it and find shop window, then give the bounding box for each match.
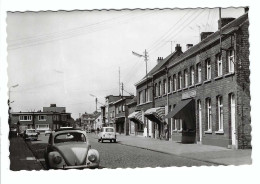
[190,66,195,85]
[228,50,235,73]
[196,63,202,83]
[205,59,211,80]
[206,98,212,131]
[217,96,224,131]
[184,69,188,88]
[123,105,125,112]
[217,54,223,76]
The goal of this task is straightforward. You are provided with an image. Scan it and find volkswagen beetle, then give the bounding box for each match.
[44,128,100,169]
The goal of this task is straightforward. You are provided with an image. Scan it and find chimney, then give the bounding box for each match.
[157,57,163,64]
[186,44,193,50]
[50,104,56,107]
[175,44,182,52]
[244,7,249,13]
[200,32,214,41]
[218,18,235,29]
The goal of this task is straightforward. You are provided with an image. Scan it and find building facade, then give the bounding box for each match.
[10,104,72,133]
[135,11,250,149]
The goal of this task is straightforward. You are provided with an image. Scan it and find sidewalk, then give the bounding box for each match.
[9,136,43,171]
[92,133,251,166]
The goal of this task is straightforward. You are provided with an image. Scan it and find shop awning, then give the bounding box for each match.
[144,107,165,124]
[165,99,194,119]
[115,116,125,123]
[128,111,143,124]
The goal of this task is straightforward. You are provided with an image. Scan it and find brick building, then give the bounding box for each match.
[10,104,73,133]
[81,111,101,130]
[135,11,250,149]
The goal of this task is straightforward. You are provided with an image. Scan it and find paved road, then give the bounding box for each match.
[26,133,215,169]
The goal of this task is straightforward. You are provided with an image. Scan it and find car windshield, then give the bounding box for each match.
[105,128,114,132]
[27,130,36,133]
[54,132,86,143]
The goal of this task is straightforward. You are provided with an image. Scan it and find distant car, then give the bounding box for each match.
[9,127,18,137]
[45,129,52,136]
[23,129,38,141]
[86,129,91,133]
[44,128,100,169]
[98,127,116,143]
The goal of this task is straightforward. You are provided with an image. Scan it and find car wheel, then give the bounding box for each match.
[110,140,112,143]
[114,139,116,143]
[101,138,103,143]
[98,139,100,142]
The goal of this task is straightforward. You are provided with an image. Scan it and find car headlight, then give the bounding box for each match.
[53,155,62,164]
[88,154,97,162]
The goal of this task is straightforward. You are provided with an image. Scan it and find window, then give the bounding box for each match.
[197,63,202,83]
[177,119,183,131]
[158,81,162,96]
[155,83,158,97]
[228,50,235,73]
[206,59,211,80]
[217,96,224,131]
[168,76,172,93]
[19,115,32,121]
[122,105,125,112]
[217,54,223,76]
[163,79,167,95]
[38,115,46,121]
[173,75,177,91]
[139,91,143,104]
[206,98,212,131]
[178,72,182,89]
[36,124,49,130]
[184,69,188,88]
[190,66,195,85]
[174,119,177,131]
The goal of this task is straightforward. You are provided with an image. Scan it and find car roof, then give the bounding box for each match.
[52,129,86,136]
[54,128,82,132]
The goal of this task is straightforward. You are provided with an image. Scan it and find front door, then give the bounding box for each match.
[230,94,236,147]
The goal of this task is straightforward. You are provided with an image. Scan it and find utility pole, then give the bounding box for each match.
[121,82,124,96]
[119,67,121,96]
[132,49,149,136]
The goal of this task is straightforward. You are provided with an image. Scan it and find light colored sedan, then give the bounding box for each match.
[44,128,100,169]
[45,129,52,136]
[98,127,116,143]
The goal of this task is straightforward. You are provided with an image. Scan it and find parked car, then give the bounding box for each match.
[45,129,52,136]
[23,129,38,141]
[44,128,100,169]
[9,127,18,137]
[98,127,116,143]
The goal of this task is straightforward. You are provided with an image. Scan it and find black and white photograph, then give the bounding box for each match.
[0,0,259,184]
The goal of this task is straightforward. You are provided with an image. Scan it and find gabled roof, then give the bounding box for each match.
[135,48,182,87]
[168,13,248,69]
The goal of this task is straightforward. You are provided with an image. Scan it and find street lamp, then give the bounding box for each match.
[8,84,19,127]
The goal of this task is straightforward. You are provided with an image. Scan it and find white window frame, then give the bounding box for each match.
[197,63,202,83]
[173,75,177,91]
[217,54,223,76]
[218,96,224,131]
[191,66,195,85]
[159,81,162,96]
[178,73,182,89]
[155,83,158,97]
[122,105,125,112]
[184,69,188,87]
[174,119,177,131]
[206,99,212,131]
[206,60,211,80]
[228,50,235,73]
[163,79,167,95]
[168,76,172,93]
[19,115,32,121]
[38,115,46,121]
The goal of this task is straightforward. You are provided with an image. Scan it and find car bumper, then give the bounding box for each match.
[58,163,99,169]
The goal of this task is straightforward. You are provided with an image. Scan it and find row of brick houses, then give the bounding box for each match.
[101,11,250,149]
[10,104,74,133]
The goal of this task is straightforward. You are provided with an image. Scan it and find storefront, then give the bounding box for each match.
[128,111,144,136]
[115,116,125,134]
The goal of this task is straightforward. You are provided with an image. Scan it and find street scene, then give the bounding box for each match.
[7,7,251,170]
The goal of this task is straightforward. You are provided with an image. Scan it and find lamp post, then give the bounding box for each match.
[8,84,19,129]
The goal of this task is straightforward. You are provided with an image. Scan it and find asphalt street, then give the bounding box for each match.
[24,133,215,170]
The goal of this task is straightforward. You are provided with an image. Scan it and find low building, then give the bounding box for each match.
[10,104,72,133]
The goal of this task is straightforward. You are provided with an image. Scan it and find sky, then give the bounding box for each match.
[7,7,245,119]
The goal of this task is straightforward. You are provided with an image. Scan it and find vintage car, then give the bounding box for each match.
[44,128,100,169]
[23,129,38,141]
[98,127,116,143]
[44,129,52,136]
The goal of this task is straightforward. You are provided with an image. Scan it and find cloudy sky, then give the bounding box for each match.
[7,7,245,119]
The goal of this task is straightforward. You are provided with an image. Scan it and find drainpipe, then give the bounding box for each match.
[165,66,169,140]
